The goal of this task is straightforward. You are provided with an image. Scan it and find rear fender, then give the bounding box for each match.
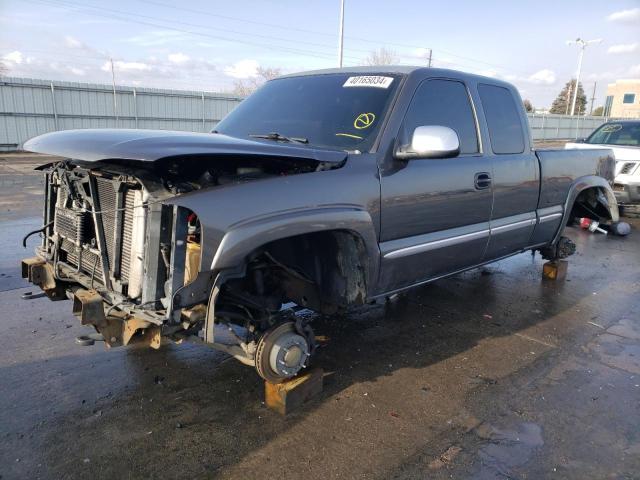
[553,175,619,244]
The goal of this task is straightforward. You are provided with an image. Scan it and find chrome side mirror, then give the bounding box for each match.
[394,125,460,160]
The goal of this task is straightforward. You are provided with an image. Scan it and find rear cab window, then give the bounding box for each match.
[401,79,479,155]
[478,84,525,154]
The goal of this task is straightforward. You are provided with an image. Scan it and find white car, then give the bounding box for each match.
[566,120,640,204]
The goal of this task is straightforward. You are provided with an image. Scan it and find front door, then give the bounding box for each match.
[378,78,493,293]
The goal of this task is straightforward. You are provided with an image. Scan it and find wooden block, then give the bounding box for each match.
[542,260,568,281]
[265,368,323,415]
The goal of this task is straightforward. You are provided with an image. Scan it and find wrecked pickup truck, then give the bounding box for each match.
[22,67,618,382]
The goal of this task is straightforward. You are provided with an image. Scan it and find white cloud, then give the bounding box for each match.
[64,36,83,48]
[168,53,190,64]
[69,67,85,76]
[607,43,639,54]
[607,8,640,23]
[478,69,499,78]
[101,60,152,72]
[629,64,640,76]
[224,59,259,79]
[2,51,23,64]
[527,69,556,85]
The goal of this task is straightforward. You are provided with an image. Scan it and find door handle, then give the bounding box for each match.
[474,172,492,190]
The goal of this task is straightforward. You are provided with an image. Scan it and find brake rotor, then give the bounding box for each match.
[255,321,310,383]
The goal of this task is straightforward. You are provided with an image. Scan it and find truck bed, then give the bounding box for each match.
[535,148,615,209]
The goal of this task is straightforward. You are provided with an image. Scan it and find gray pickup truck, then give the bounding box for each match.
[22,67,618,382]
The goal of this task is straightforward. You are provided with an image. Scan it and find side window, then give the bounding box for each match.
[403,79,479,154]
[478,84,525,154]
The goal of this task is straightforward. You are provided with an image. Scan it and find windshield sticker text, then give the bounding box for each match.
[343,76,394,89]
[354,113,376,129]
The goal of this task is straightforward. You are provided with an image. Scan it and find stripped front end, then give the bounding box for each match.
[22,161,201,349]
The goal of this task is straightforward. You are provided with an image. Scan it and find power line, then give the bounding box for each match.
[86,0,530,75]
[24,0,363,63]
[19,0,537,82]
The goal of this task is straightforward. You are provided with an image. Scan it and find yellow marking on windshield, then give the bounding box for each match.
[336,133,364,140]
[354,112,376,130]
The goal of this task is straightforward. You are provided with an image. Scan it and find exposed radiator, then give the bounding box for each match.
[95,178,137,283]
[56,176,142,290]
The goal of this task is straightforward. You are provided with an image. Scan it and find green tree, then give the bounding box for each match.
[592,106,604,116]
[549,79,587,115]
[523,99,534,113]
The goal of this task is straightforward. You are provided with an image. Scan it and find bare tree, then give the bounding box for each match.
[363,48,399,66]
[0,61,7,76]
[233,66,281,97]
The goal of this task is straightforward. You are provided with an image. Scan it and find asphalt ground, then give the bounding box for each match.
[0,153,639,479]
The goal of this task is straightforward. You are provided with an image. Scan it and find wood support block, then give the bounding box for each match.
[265,368,323,415]
[543,260,568,281]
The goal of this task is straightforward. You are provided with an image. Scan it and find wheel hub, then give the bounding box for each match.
[255,321,311,382]
[269,331,309,377]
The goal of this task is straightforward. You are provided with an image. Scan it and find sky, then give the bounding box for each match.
[1,0,639,108]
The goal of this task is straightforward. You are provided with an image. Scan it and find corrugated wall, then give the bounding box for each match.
[0,77,243,151]
[0,76,618,151]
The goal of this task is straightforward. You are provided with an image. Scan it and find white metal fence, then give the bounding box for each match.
[0,76,619,152]
[527,113,614,141]
[0,77,243,151]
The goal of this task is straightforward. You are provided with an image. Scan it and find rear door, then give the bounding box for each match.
[477,84,539,260]
[378,78,493,292]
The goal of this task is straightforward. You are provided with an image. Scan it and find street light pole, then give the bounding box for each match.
[567,38,601,116]
[338,0,345,68]
[110,57,118,125]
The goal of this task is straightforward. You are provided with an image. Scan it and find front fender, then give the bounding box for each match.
[212,206,380,288]
[171,206,380,310]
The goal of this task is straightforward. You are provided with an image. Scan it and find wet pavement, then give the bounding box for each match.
[1,154,639,479]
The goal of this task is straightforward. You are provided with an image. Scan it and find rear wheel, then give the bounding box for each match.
[255,321,310,383]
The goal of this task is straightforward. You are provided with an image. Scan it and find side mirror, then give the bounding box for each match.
[574,137,586,143]
[394,126,460,160]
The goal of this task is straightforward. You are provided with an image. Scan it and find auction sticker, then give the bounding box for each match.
[343,76,394,88]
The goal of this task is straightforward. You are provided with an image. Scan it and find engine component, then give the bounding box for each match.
[255,322,310,383]
[55,207,91,245]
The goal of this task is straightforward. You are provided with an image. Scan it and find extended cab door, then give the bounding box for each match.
[476,84,539,260]
[378,78,493,293]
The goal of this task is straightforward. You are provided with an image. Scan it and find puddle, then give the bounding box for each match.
[590,334,640,375]
[472,422,543,479]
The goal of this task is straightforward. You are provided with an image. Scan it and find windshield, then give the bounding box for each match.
[215,73,401,151]
[586,122,640,147]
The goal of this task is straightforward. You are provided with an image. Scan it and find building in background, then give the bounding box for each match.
[604,80,640,118]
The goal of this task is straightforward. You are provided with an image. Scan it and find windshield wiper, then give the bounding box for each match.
[249,132,308,144]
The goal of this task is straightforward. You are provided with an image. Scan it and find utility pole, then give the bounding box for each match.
[566,38,601,116]
[565,82,572,115]
[110,57,118,125]
[589,81,597,115]
[337,0,345,68]
[427,48,432,67]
